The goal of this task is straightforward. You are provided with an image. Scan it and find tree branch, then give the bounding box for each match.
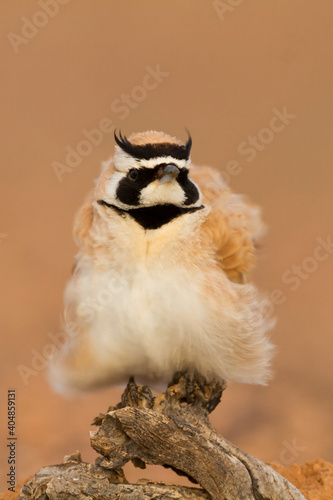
[19,374,306,500]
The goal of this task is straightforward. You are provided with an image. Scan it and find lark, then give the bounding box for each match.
[50,130,274,394]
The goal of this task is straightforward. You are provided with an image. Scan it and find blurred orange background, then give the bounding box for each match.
[1,0,333,492]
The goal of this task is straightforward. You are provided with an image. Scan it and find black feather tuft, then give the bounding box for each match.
[114,130,192,161]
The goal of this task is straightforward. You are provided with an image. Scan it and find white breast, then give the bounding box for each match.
[54,209,274,392]
[65,256,214,382]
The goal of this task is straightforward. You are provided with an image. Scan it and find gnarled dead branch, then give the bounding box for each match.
[19,374,306,500]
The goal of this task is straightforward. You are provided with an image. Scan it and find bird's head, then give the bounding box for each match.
[96,130,203,230]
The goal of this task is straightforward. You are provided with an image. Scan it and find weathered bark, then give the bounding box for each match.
[19,374,306,500]
[19,452,209,499]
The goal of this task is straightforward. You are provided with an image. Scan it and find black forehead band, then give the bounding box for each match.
[114,130,192,161]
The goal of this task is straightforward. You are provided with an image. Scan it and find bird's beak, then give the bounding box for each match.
[158,164,180,184]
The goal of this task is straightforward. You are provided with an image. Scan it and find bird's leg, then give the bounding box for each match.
[119,376,154,409]
[168,370,226,413]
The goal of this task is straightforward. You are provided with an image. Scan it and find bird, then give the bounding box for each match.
[49,130,274,395]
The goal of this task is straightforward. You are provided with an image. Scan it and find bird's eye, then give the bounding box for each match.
[127,168,139,181]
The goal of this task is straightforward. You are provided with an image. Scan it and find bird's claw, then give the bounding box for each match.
[168,370,225,413]
[119,376,154,409]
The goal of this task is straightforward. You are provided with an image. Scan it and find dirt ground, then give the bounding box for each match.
[1,0,333,494]
[270,459,333,500]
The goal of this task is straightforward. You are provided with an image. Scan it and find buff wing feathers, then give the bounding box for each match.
[191,165,265,283]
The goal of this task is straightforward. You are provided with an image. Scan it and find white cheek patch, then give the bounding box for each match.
[105,172,125,200]
[139,180,186,207]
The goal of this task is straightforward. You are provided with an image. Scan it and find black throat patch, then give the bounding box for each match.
[97,201,204,230]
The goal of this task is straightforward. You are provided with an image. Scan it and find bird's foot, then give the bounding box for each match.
[168,371,226,413]
[119,376,154,409]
